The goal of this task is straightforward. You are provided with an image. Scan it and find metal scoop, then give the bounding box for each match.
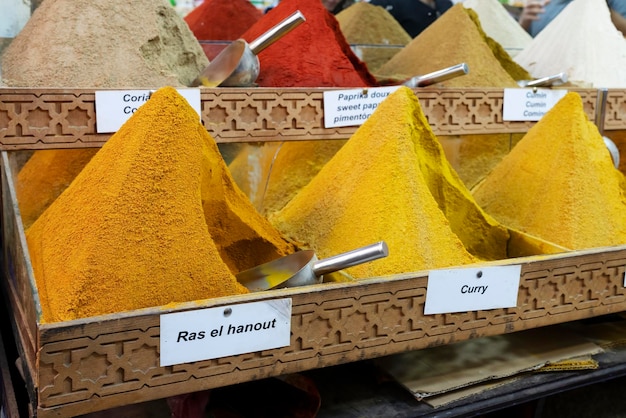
[191,10,306,87]
[595,88,620,168]
[403,63,469,88]
[236,241,389,292]
[517,72,568,88]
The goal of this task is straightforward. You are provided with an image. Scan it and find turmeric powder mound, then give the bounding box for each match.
[376,4,519,87]
[228,140,347,216]
[26,87,257,323]
[228,143,279,208]
[271,87,503,278]
[472,92,626,250]
[440,133,525,190]
[336,2,411,73]
[260,140,347,216]
[201,138,297,274]
[16,149,98,230]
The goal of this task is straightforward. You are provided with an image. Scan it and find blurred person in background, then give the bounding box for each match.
[367,0,453,37]
[322,0,355,13]
[519,0,626,36]
[264,0,354,13]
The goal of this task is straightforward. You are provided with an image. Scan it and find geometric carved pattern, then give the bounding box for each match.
[16,246,626,417]
[0,88,619,151]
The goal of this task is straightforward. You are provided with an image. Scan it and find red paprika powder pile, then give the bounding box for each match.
[184,0,262,41]
[240,0,378,87]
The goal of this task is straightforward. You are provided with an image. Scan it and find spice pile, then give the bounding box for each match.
[227,0,382,214]
[17,149,98,230]
[374,3,530,188]
[376,4,529,87]
[270,87,514,279]
[463,0,531,58]
[239,0,377,87]
[1,0,208,88]
[514,0,626,88]
[472,92,626,250]
[259,140,347,216]
[26,87,295,323]
[335,2,411,73]
[184,0,262,41]
[10,0,211,232]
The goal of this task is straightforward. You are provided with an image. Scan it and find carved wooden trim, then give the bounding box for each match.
[0,88,619,151]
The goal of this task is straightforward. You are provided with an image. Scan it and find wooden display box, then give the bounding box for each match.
[3,148,626,417]
[3,87,626,416]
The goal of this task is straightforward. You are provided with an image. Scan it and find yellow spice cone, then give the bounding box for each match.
[26,87,254,323]
[270,86,482,278]
[16,149,98,229]
[201,137,296,273]
[472,92,626,250]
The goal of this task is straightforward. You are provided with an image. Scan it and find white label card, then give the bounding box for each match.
[323,86,400,128]
[95,88,201,133]
[502,88,568,121]
[160,298,292,367]
[424,265,521,315]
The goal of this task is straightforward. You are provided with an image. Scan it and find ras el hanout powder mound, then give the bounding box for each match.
[270,87,514,279]
[26,87,295,323]
[472,92,626,250]
[9,0,211,230]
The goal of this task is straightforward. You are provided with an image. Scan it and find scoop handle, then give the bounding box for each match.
[312,241,389,276]
[403,63,469,88]
[518,72,568,88]
[249,10,306,55]
[595,87,608,134]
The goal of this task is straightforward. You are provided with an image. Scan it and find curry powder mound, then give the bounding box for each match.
[472,92,626,250]
[270,87,511,278]
[26,87,293,323]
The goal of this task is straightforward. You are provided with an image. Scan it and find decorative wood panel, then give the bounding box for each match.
[0,88,616,151]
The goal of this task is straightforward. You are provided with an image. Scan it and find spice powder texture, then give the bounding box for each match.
[26,87,252,323]
[1,0,209,88]
[270,87,487,278]
[184,0,262,40]
[472,92,626,250]
[17,149,98,230]
[240,0,377,87]
[376,4,520,87]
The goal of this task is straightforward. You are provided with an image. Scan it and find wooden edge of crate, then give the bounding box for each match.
[0,329,21,418]
[1,87,622,150]
[17,244,626,417]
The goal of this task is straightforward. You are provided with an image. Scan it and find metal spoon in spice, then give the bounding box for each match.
[191,10,306,87]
